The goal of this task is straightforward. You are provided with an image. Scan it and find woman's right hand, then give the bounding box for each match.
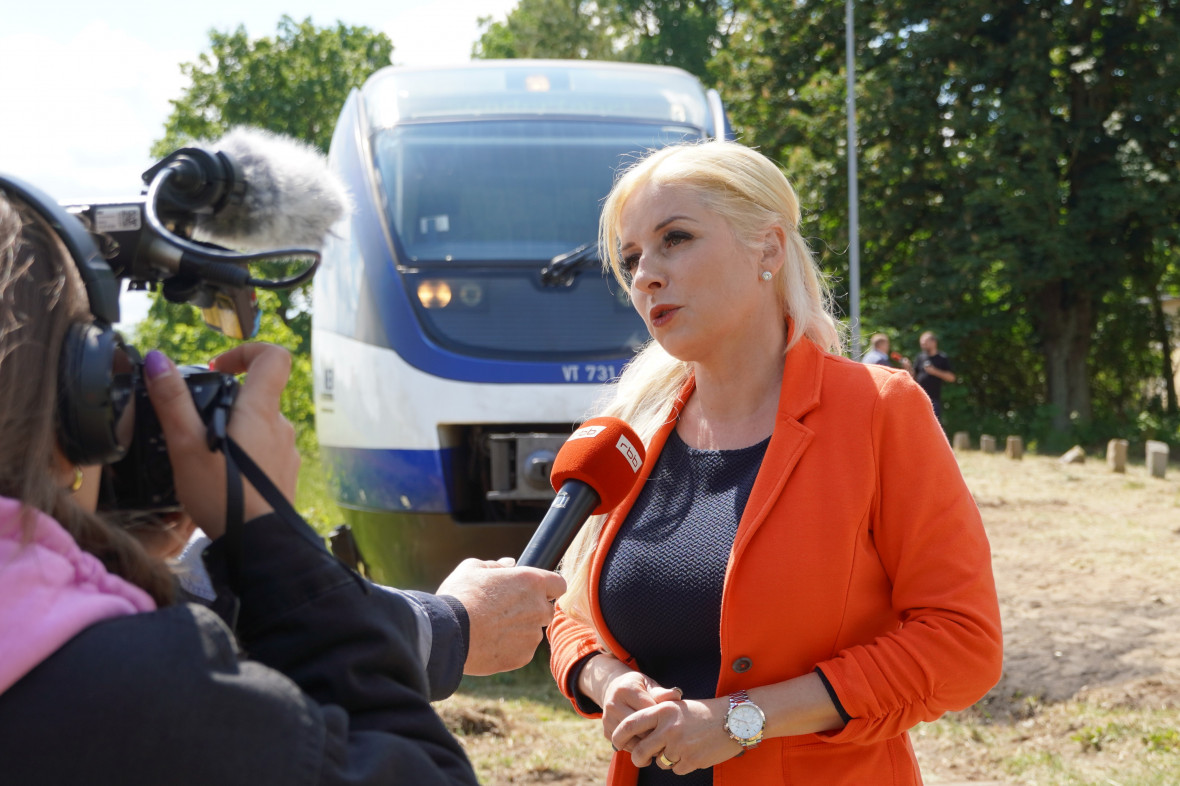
[143,343,299,540]
[579,654,682,741]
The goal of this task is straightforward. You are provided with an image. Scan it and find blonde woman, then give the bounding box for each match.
[547,141,1002,785]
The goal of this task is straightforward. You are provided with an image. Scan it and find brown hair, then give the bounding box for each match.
[0,192,175,606]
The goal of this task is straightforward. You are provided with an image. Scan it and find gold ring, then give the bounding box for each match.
[658,752,677,768]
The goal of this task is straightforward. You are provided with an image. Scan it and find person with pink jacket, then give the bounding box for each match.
[0,184,484,784]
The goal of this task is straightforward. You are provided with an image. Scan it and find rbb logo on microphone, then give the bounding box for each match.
[518,416,646,571]
[616,435,641,472]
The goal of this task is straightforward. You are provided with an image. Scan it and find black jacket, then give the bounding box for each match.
[0,512,479,785]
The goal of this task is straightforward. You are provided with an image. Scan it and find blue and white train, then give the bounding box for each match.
[313,60,732,589]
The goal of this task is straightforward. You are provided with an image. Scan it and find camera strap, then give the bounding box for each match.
[203,416,369,632]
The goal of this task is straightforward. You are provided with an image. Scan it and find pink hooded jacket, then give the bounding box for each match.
[0,495,155,694]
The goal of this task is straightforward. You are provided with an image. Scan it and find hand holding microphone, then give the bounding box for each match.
[434,417,643,676]
[518,416,646,571]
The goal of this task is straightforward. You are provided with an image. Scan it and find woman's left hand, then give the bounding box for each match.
[143,343,298,539]
[611,696,743,774]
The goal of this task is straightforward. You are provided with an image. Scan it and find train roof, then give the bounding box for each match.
[361,60,711,130]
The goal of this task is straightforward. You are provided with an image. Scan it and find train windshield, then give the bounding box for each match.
[372,120,700,264]
[362,63,713,361]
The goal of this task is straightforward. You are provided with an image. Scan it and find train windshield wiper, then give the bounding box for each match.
[540,242,600,286]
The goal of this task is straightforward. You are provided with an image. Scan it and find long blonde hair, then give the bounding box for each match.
[0,192,175,606]
[558,141,842,623]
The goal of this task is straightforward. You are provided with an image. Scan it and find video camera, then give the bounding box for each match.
[1,128,344,513]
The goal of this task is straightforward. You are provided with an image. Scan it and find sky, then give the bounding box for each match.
[0,0,518,326]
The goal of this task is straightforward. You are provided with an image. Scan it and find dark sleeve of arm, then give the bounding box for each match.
[814,667,852,723]
[202,513,479,786]
[403,589,470,701]
[566,651,604,715]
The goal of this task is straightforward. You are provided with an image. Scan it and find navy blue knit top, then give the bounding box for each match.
[600,429,769,786]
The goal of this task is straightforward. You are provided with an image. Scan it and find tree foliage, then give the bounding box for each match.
[138,17,391,447]
[717,0,1180,446]
[473,0,736,81]
[473,0,616,60]
[151,16,392,156]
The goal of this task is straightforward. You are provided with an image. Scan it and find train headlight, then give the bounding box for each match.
[417,280,453,308]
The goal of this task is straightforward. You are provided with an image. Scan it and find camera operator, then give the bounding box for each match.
[0,188,557,783]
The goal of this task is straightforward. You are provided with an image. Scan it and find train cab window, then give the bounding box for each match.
[367,120,696,361]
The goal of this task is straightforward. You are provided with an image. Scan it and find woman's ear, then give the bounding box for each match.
[760,225,787,277]
[50,445,75,490]
[52,444,101,512]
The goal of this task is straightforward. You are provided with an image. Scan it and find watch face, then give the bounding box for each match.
[728,703,764,739]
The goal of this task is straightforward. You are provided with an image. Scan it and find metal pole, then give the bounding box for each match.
[846,0,861,359]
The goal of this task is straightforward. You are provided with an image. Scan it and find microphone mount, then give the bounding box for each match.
[141,146,245,216]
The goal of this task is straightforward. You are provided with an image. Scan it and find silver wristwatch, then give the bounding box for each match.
[723,689,766,750]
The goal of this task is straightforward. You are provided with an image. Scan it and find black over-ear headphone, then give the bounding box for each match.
[0,174,138,466]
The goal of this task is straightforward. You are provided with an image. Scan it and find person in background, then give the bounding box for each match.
[546,141,1002,785]
[861,333,892,365]
[860,333,913,372]
[911,330,956,421]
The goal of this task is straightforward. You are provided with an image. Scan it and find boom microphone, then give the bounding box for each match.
[518,417,646,571]
[62,126,350,338]
[187,127,351,252]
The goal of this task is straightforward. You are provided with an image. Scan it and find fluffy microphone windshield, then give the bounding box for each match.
[550,416,646,515]
[192,127,351,251]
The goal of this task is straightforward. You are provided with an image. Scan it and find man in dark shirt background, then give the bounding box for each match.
[912,331,956,421]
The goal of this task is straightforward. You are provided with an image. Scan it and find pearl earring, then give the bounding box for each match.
[761,271,773,281]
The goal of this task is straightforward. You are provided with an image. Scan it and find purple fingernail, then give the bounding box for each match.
[144,350,173,380]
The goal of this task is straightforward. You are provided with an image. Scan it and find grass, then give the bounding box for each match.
[914,699,1180,785]
[437,654,609,786]
[294,446,344,538]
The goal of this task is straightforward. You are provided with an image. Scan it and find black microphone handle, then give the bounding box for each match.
[518,479,601,571]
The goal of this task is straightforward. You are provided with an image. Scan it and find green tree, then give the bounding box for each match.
[474,0,736,82]
[612,0,736,79]
[138,17,391,447]
[152,16,392,156]
[720,0,1180,443]
[473,0,616,60]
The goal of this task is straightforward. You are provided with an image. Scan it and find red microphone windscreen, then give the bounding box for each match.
[550,416,645,515]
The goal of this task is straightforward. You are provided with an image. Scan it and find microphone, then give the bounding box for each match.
[63,127,350,338]
[518,417,646,571]
[63,127,350,283]
[187,127,350,252]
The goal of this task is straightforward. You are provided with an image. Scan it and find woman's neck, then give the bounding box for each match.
[679,334,787,451]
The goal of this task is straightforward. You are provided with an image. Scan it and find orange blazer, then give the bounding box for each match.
[548,337,1003,786]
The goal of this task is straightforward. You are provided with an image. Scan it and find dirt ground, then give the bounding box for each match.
[440,448,1180,785]
[966,451,1180,711]
[912,448,1180,784]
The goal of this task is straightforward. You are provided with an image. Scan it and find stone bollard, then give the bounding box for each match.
[1060,445,1086,464]
[1005,436,1024,460]
[1146,440,1170,479]
[952,431,971,451]
[980,434,997,454]
[1106,439,1128,473]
